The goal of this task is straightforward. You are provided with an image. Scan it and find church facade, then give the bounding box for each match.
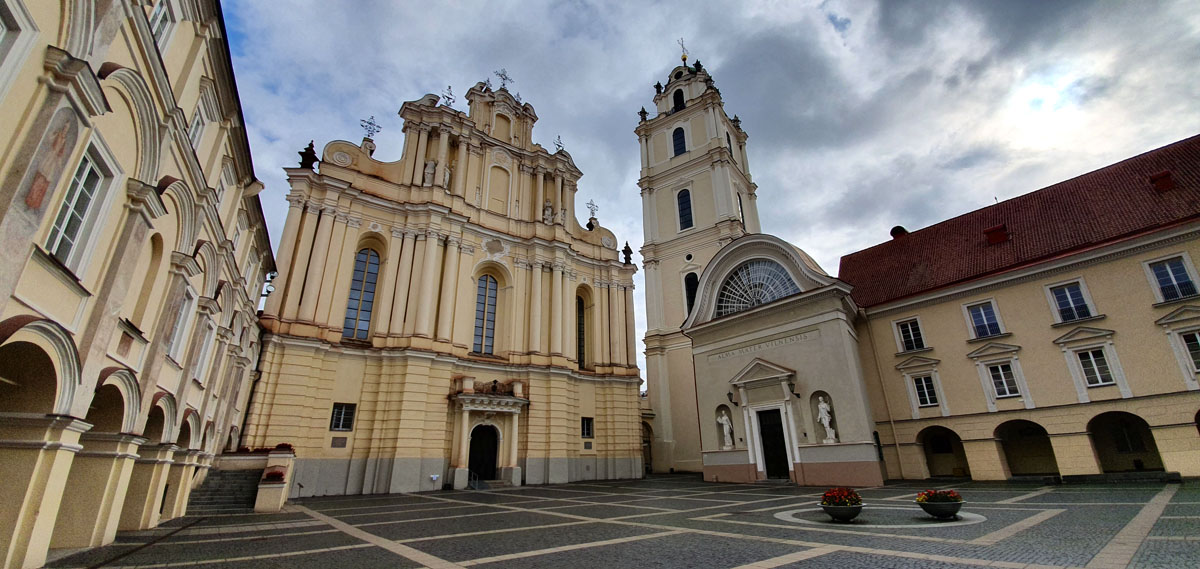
[244,84,642,496]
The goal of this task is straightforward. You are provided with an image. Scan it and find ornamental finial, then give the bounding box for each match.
[359,116,381,139]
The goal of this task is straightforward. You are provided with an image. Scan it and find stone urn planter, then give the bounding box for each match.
[821,504,864,522]
[915,489,965,519]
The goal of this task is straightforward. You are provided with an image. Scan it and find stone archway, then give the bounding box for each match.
[1088,411,1164,473]
[468,424,500,481]
[917,425,971,478]
[995,420,1059,477]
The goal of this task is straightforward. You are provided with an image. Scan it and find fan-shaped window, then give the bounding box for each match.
[714,260,801,317]
[343,248,381,340]
[672,89,685,112]
[672,128,686,156]
[677,189,693,230]
[473,275,498,354]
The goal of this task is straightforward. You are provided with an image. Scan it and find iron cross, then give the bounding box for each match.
[360,116,381,138]
[586,199,598,217]
[441,86,455,107]
[494,68,514,89]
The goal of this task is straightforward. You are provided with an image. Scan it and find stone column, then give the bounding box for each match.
[961,438,1010,481]
[281,203,320,321]
[453,140,468,196]
[554,173,564,218]
[161,449,200,520]
[321,216,361,335]
[410,126,430,186]
[298,207,336,322]
[597,282,610,365]
[453,406,470,490]
[563,272,576,362]
[624,285,636,366]
[389,231,417,336]
[534,169,545,221]
[400,124,419,182]
[52,434,146,549]
[436,238,461,342]
[374,229,404,336]
[414,231,443,338]
[1048,432,1102,477]
[434,129,450,187]
[550,262,563,355]
[528,262,543,354]
[609,283,623,366]
[504,413,522,486]
[118,444,177,530]
[263,193,306,317]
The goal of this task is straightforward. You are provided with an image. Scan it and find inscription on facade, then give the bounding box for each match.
[708,331,819,361]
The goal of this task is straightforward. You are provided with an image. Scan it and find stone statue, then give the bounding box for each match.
[557,208,566,224]
[443,163,452,187]
[817,396,837,443]
[654,81,663,95]
[423,160,436,186]
[298,140,318,169]
[717,410,734,450]
[542,200,555,224]
[622,242,633,265]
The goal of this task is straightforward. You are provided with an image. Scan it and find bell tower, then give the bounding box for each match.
[637,53,760,473]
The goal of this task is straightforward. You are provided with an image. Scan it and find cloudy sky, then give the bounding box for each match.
[225,0,1200,373]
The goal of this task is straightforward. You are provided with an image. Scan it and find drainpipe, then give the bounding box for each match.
[862,308,906,480]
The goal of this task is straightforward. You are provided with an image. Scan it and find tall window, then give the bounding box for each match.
[988,363,1020,398]
[672,89,684,111]
[684,272,699,315]
[714,259,801,317]
[677,189,693,230]
[672,127,686,156]
[967,301,1002,338]
[342,248,380,340]
[329,403,356,431]
[576,296,586,366]
[1051,283,1092,321]
[913,375,938,406]
[896,319,925,352]
[1077,349,1114,386]
[473,275,498,354]
[1149,257,1197,301]
[46,154,104,268]
[188,111,205,147]
[1181,331,1200,371]
[581,417,595,438]
[192,320,216,384]
[148,0,172,44]
[166,287,196,361]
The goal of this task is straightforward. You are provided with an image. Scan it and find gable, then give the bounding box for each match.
[1053,326,1116,345]
[1155,304,1200,326]
[896,355,941,370]
[965,342,1021,359]
[729,357,795,386]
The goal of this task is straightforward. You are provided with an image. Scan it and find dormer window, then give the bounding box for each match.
[672,90,685,112]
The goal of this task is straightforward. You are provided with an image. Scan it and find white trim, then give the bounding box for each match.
[746,401,795,476]
[1155,311,1200,391]
[1042,277,1098,324]
[191,318,216,386]
[1141,251,1200,303]
[0,0,37,105]
[147,0,180,52]
[890,314,927,353]
[901,368,948,419]
[44,135,125,275]
[961,297,1006,339]
[972,355,1033,412]
[167,286,197,361]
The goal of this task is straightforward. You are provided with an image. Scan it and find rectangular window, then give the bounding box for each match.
[166,287,196,361]
[1050,283,1092,322]
[988,363,1019,397]
[581,416,594,439]
[913,375,938,406]
[46,155,103,268]
[968,302,1003,338]
[148,0,171,43]
[192,321,216,383]
[896,319,925,352]
[188,111,204,147]
[1150,257,1198,301]
[330,403,356,431]
[677,189,693,230]
[1077,348,1114,386]
[1182,331,1200,371]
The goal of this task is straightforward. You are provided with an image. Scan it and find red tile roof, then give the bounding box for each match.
[838,133,1200,308]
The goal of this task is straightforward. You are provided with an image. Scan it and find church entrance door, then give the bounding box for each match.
[757,409,789,479]
[469,425,499,480]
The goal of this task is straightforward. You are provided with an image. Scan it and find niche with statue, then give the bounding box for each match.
[810,391,838,444]
[715,405,736,450]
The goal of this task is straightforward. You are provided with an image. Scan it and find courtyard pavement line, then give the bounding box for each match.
[352,509,513,527]
[457,529,687,566]
[67,544,374,569]
[968,508,1065,545]
[150,528,339,545]
[730,545,840,569]
[1084,484,1178,569]
[997,487,1057,504]
[295,504,468,569]
[394,520,593,544]
[697,514,961,543]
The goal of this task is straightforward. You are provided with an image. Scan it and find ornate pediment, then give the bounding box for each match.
[966,342,1021,359]
[896,355,940,370]
[729,358,794,386]
[1052,326,1116,345]
[1155,304,1200,327]
[454,393,529,414]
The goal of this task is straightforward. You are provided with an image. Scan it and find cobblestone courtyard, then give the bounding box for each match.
[51,475,1199,569]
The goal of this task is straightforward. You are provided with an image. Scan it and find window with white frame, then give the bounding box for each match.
[188,111,205,147]
[148,0,174,45]
[1181,331,1200,371]
[581,416,594,439]
[1049,282,1092,322]
[166,287,196,361]
[46,153,113,270]
[1148,257,1198,302]
[913,375,938,406]
[192,320,215,383]
[896,319,925,352]
[988,362,1020,397]
[1076,348,1114,386]
[967,301,1003,338]
[329,403,355,431]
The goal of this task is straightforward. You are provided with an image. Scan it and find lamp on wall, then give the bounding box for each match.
[788,381,801,398]
[726,391,739,407]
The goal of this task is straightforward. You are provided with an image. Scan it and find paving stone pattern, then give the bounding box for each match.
[49,475,1200,568]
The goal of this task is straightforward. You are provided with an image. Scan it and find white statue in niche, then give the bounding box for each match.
[542,200,555,224]
[423,160,436,186]
[817,396,837,443]
[443,163,452,187]
[716,410,734,450]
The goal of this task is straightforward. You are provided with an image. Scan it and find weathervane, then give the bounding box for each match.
[586,199,598,218]
[554,135,564,152]
[678,37,688,62]
[441,85,455,107]
[494,68,514,89]
[360,115,381,139]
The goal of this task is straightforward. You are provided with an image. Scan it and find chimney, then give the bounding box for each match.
[890,226,908,239]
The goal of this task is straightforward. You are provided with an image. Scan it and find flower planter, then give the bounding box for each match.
[821,504,864,522]
[917,500,964,519]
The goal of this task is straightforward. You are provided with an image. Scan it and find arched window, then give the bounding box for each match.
[714,259,801,317]
[672,127,686,156]
[576,296,587,367]
[473,275,498,354]
[685,273,699,315]
[672,89,685,111]
[342,248,380,340]
[677,189,693,230]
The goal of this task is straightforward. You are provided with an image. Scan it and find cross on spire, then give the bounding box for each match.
[554,135,564,152]
[441,85,455,107]
[494,68,514,89]
[360,115,381,139]
[678,37,689,62]
[586,199,598,218]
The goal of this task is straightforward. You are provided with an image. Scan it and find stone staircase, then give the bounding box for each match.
[187,469,263,514]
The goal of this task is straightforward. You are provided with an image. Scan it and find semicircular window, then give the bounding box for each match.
[714,259,801,317]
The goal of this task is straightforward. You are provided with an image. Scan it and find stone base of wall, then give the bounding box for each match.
[703,463,758,483]
[792,459,884,487]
